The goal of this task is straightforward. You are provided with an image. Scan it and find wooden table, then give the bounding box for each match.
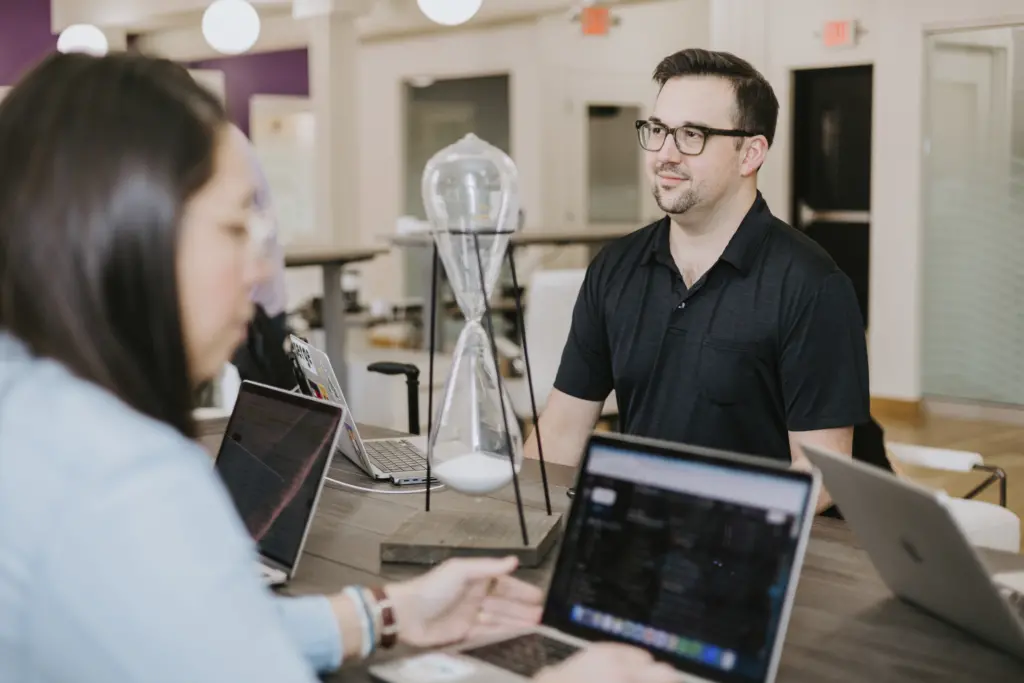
[284,246,388,394]
[279,425,1024,682]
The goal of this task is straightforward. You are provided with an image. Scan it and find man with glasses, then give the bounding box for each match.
[526,49,869,514]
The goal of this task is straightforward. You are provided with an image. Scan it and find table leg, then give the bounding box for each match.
[321,263,348,396]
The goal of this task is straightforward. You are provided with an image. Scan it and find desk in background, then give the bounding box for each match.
[390,229,632,350]
[285,246,387,395]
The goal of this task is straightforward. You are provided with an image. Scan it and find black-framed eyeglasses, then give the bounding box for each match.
[635,119,759,156]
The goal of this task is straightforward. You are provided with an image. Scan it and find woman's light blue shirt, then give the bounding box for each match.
[0,332,341,682]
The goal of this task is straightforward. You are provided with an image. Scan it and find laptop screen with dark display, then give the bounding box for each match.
[544,435,814,683]
[214,382,342,569]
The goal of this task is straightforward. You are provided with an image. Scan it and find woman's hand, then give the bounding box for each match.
[533,643,680,683]
[384,556,543,648]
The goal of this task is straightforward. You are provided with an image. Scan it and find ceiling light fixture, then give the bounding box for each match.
[416,0,483,26]
[56,24,109,56]
[202,0,262,55]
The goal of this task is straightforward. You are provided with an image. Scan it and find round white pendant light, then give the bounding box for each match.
[417,0,483,26]
[56,24,109,56]
[202,0,261,55]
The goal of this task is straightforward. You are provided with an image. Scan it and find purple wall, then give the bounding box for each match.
[0,0,56,85]
[189,48,309,136]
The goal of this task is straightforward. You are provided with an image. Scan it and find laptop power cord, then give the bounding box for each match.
[325,477,447,495]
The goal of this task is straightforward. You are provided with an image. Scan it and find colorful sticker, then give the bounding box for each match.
[292,339,317,376]
[344,420,364,459]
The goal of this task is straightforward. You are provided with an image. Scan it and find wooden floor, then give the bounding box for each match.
[878,412,1024,546]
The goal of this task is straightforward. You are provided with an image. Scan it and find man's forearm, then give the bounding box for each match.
[788,427,854,514]
[523,390,606,467]
[524,418,590,467]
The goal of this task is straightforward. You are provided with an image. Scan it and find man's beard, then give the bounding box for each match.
[653,183,700,215]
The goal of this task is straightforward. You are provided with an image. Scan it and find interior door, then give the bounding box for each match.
[791,65,873,328]
[560,70,658,264]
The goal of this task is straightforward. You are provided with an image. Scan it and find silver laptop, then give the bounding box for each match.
[801,444,1024,661]
[213,380,343,586]
[370,432,820,683]
[288,335,430,485]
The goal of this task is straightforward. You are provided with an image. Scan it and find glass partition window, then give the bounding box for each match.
[922,27,1024,406]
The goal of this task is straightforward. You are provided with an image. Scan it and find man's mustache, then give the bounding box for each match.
[655,164,690,179]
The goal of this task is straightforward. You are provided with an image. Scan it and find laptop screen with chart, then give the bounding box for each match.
[544,437,816,683]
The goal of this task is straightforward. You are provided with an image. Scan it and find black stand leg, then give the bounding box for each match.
[507,247,551,516]
[473,233,529,546]
[425,244,439,513]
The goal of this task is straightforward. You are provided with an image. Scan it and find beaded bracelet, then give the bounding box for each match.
[342,585,376,658]
[369,585,398,649]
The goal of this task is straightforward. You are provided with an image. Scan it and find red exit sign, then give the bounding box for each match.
[822,19,858,48]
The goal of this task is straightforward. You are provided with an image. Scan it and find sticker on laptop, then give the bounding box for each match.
[390,654,475,682]
[343,420,364,459]
[291,337,318,376]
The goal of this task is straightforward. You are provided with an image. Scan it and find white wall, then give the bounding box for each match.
[712,0,1024,402]
[355,0,711,301]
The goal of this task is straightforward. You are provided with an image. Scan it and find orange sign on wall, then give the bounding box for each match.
[580,6,611,36]
[822,19,857,48]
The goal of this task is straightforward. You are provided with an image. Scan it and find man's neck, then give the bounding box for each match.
[668,185,756,287]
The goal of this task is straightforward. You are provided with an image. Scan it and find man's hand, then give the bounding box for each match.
[789,427,854,513]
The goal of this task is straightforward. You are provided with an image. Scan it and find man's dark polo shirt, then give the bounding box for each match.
[554,192,870,463]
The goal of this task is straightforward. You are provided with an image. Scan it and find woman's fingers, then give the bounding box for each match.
[480,596,544,623]
[490,574,544,604]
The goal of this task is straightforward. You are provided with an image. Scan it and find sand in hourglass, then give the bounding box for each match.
[432,451,520,495]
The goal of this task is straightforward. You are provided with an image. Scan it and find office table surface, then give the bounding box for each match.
[280,425,1024,682]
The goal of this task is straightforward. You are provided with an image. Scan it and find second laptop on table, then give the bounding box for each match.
[289,334,431,485]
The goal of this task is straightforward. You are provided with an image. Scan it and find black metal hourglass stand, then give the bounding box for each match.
[423,229,553,547]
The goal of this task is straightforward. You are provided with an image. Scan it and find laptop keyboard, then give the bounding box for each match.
[462,633,580,677]
[365,439,426,473]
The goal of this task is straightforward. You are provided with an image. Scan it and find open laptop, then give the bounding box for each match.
[213,380,343,586]
[288,334,430,485]
[370,432,820,683]
[801,444,1024,661]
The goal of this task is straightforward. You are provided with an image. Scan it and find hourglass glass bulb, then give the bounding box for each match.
[420,134,524,496]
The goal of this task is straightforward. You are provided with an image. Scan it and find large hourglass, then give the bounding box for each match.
[421,134,522,498]
[379,134,559,566]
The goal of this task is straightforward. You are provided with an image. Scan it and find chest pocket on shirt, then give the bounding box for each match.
[698,338,766,406]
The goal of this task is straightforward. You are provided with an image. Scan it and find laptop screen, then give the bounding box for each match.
[214,382,343,569]
[544,438,813,683]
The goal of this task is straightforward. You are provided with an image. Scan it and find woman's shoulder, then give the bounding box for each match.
[0,335,211,513]
[1,345,200,464]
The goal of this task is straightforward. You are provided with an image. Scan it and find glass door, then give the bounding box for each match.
[921,27,1023,405]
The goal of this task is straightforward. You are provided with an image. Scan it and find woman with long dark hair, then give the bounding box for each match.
[0,52,675,682]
